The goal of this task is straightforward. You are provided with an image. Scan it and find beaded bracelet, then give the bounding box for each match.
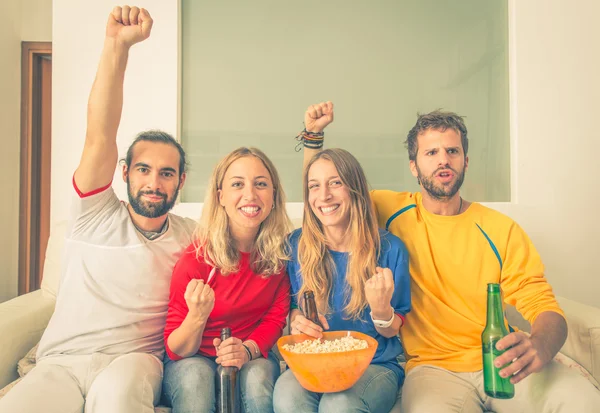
[295,128,325,152]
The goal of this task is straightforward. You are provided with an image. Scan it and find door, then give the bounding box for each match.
[19,42,52,294]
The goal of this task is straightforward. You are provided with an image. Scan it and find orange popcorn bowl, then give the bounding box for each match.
[276,330,378,393]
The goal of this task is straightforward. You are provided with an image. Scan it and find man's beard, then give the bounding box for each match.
[127,180,179,218]
[417,163,466,201]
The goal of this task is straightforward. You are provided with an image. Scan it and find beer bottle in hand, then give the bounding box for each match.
[482,283,515,399]
[216,327,240,413]
[303,290,324,330]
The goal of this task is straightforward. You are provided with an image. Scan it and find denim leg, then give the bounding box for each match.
[273,369,320,413]
[239,351,280,413]
[162,354,218,413]
[318,364,399,413]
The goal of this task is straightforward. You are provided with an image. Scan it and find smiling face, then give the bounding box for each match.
[124,141,185,218]
[307,158,352,235]
[218,155,274,240]
[410,128,468,200]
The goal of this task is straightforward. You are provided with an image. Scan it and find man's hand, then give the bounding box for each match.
[494,331,551,384]
[106,6,153,48]
[365,267,394,319]
[304,101,334,133]
[214,337,249,369]
[290,314,330,339]
[184,279,215,322]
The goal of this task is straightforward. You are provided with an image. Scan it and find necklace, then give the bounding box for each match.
[456,197,463,215]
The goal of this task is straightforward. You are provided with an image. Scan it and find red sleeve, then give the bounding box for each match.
[72,174,112,198]
[164,245,202,361]
[247,270,291,358]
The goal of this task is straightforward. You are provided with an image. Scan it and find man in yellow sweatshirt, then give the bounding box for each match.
[301,102,600,412]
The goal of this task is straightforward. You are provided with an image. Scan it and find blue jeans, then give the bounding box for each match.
[273,364,399,413]
[162,352,280,413]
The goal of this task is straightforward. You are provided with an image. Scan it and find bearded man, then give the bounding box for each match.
[0,6,195,413]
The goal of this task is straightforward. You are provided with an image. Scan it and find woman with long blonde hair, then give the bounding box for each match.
[273,104,411,413]
[163,147,292,413]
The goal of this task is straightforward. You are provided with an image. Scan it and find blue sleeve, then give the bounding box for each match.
[286,229,303,310]
[388,237,411,317]
[287,259,299,309]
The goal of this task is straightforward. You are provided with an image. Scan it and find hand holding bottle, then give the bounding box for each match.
[290,313,330,339]
[493,331,551,384]
[290,290,330,338]
[214,336,249,369]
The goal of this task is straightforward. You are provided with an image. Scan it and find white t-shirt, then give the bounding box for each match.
[37,185,196,360]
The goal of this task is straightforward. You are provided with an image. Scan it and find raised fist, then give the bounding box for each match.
[184,279,215,321]
[365,267,394,319]
[304,101,334,133]
[106,6,153,48]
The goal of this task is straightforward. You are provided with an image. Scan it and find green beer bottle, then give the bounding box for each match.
[481,283,515,399]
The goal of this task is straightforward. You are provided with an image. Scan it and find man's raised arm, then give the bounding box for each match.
[74,6,153,193]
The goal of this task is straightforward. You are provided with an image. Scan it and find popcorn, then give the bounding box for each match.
[282,335,368,354]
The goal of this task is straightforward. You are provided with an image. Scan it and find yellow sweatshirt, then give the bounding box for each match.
[371,190,564,373]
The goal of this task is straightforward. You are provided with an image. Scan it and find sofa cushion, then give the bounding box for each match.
[556,296,600,384]
[591,327,600,384]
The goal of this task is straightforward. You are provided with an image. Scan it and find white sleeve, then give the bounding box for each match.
[67,179,121,240]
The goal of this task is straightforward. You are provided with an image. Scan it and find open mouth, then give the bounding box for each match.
[319,205,340,215]
[239,206,261,218]
[436,170,454,181]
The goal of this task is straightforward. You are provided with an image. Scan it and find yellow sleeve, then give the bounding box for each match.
[370,189,388,229]
[500,222,565,325]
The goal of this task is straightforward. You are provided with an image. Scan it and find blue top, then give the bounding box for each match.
[287,228,411,384]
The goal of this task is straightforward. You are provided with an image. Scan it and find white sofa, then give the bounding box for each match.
[1,221,599,412]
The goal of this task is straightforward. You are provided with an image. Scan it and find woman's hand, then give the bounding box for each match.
[304,101,334,133]
[290,313,329,339]
[184,279,215,323]
[213,337,249,369]
[365,267,395,320]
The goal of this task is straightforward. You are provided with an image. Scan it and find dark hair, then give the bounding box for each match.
[122,130,188,177]
[405,111,468,161]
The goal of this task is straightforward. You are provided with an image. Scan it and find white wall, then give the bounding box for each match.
[52,0,179,219]
[0,0,52,303]
[51,0,599,307]
[492,0,600,306]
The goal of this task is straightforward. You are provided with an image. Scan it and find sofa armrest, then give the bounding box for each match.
[505,296,600,384]
[0,290,55,388]
[557,296,600,384]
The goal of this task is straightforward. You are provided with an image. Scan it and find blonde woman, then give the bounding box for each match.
[163,147,292,413]
[273,148,411,413]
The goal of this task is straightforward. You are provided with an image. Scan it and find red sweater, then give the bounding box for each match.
[164,244,291,361]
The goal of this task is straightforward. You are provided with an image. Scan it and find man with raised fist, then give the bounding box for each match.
[0,6,196,413]
[300,103,600,413]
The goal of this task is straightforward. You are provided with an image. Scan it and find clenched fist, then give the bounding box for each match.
[184,279,215,321]
[304,101,334,133]
[365,267,394,319]
[106,6,153,48]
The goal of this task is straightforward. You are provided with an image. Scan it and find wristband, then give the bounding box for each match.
[370,307,395,328]
[242,344,253,361]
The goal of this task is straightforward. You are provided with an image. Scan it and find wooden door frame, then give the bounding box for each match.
[19,42,52,295]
